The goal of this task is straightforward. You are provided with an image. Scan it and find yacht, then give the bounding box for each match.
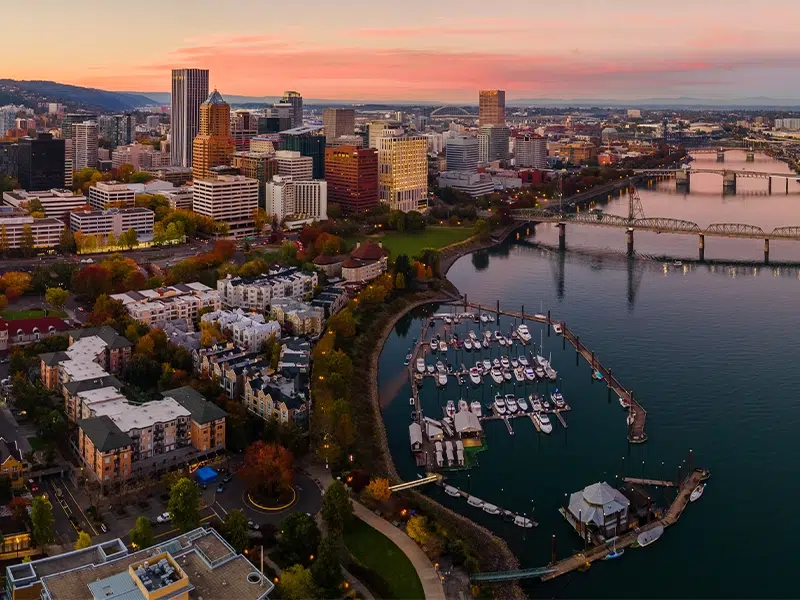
[469,367,482,385]
[459,399,469,413]
[530,395,542,412]
[637,525,664,547]
[444,485,460,497]
[490,367,504,384]
[500,356,510,369]
[517,396,529,411]
[524,367,536,381]
[553,323,563,335]
[505,394,518,413]
[551,389,565,408]
[436,361,445,373]
[440,341,448,353]
[514,367,525,383]
[503,370,512,381]
[544,364,557,381]
[487,314,495,323]
[467,496,484,508]
[535,366,545,379]
[430,339,439,352]
[514,515,534,528]
[492,394,507,414]
[482,359,491,370]
[416,358,425,373]
[426,365,435,374]
[446,400,456,418]
[517,324,532,343]
[510,357,519,368]
[470,400,483,417]
[494,331,503,341]
[438,373,448,386]
[464,338,473,351]
[480,313,489,323]
[690,484,706,502]
[542,398,551,410]
[534,313,546,321]
[492,358,501,368]
[619,396,631,409]
[474,339,482,350]
[498,337,507,347]
[469,331,477,341]
[482,503,500,515]
[518,355,529,367]
[535,413,553,434]
[444,316,452,324]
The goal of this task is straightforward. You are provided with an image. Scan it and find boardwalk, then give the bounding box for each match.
[623,477,676,487]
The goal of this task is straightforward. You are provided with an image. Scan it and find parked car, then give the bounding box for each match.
[100,523,108,533]
[28,479,39,493]
[247,520,260,531]
[216,484,225,493]
[157,512,171,523]
[223,474,233,483]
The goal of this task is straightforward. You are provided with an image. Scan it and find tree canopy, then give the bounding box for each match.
[167,477,200,532]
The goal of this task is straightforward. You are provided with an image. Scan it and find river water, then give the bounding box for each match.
[378,152,800,598]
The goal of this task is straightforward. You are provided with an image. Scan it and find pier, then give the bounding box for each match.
[623,477,675,487]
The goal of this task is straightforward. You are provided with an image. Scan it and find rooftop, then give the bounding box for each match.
[203,89,228,106]
[279,125,324,135]
[161,386,227,425]
[77,415,134,452]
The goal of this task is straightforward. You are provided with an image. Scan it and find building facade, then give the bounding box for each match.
[87,181,135,210]
[73,121,98,171]
[217,267,318,312]
[230,110,258,151]
[445,135,479,172]
[170,68,209,168]
[281,90,303,128]
[98,114,133,148]
[274,150,313,181]
[0,215,65,249]
[69,207,154,239]
[514,134,548,168]
[231,151,277,207]
[479,124,510,162]
[324,145,379,213]
[2,188,86,220]
[378,135,428,212]
[16,134,65,191]
[192,174,258,238]
[192,90,235,181]
[479,89,506,126]
[265,176,328,223]
[279,127,326,179]
[323,108,355,142]
[110,282,220,327]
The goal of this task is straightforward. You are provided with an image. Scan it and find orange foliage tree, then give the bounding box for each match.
[240,441,294,499]
[0,271,32,301]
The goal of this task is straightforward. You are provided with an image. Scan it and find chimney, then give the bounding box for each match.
[378,242,383,248]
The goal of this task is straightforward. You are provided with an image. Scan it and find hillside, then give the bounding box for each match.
[0,79,157,112]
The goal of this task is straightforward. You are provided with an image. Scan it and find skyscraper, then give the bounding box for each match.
[17,133,65,191]
[323,108,355,142]
[171,68,209,168]
[281,91,303,128]
[368,121,403,149]
[515,134,548,169]
[378,135,428,213]
[73,121,99,171]
[445,136,479,172]
[192,90,235,181]
[280,127,327,179]
[230,111,258,151]
[479,124,510,162]
[325,145,378,214]
[98,114,134,148]
[479,90,506,126]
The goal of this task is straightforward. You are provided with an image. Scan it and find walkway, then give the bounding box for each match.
[305,464,446,600]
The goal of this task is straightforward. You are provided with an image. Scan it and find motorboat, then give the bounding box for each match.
[444,485,460,497]
[672,261,683,268]
[514,515,534,528]
[690,484,706,502]
[627,411,635,427]
[535,354,547,367]
[444,316,452,324]
[469,367,482,385]
[430,339,438,352]
[517,396,529,411]
[553,323,563,335]
[404,353,412,366]
[416,358,425,373]
[483,330,492,339]
[502,370,512,381]
[535,413,553,434]
[464,338,473,350]
[480,313,489,323]
[440,341,448,352]
[619,396,631,409]
[439,372,449,386]
[603,548,624,560]
[498,337,506,347]
[490,367,504,384]
[467,496,484,508]
[542,398,551,410]
[505,394,518,413]
[551,389,565,408]
[446,400,456,418]
[409,397,415,406]
[535,366,545,379]
[505,336,514,346]
[470,400,482,416]
[492,358,501,368]
[469,331,477,341]
[517,324,532,342]
[436,361,446,373]
[426,365,435,374]
[493,394,507,414]
[482,503,500,515]
[544,365,557,381]
[458,399,469,412]
[636,525,664,547]
[500,356,510,369]
[494,331,502,341]
[487,314,495,323]
[530,395,542,412]
[518,355,529,366]
[514,367,525,383]
[524,367,536,381]
[511,330,519,339]
[510,357,519,368]
[474,339,482,350]
[534,313,546,321]
[482,359,491,370]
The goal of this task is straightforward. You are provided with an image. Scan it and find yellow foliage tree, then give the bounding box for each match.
[364,478,391,503]
[406,516,430,546]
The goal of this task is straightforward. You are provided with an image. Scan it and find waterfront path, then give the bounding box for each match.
[305,464,446,600]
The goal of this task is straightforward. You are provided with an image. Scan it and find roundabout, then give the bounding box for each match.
[244,486,297,513]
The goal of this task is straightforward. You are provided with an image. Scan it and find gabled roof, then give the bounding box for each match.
[350,241,387,261]
[161,386,227,424]
[40,351,70,366]
[78,416,133,452]
[0,438,22,464]
[203,90,227,106]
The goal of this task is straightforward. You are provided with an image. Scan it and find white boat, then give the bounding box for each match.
[518,355,529,367]
[510,357,519,368]
[482,503,500,515]
[474,339,482,350]
[504,394,518,413]
[514,515,534,528]
[551,389,565,408]
[514,367,525,382]
[482,359,491,370]
[444,485,460,497]
[500,356,510,369]
[553,323,563,335]
[416,358,425,373]
[440,341,448,352]
[458,399,469,412]
[534,313,546,320]
[517,396,529,411]
[672,260,683,268]
[430,339,438,352]
[530,395,542,412]
[499,337,507,347]
[535,366,545,379]
[637,525,664,547]
[494,331,502,341]
[503,370,512,381]
[483,330,492,339]
[469,367,482,385]
[517,324,532,342]
[490,367,504,384]
[444,316,452,324]
[404,353,412,366]
[480,314,489,323]
[487,315,495,323]
[464,339,473,350]
[545,365,557,381]
[492,358,500,368]
[535,354,547,367]
[436,360,445,373]
[536,413,553,434]
[467,496,484,508]
[524,367,536,381]
[438,373,448,386]
[619,396,631,409]
[436,451,444,467]
[470,400,482,416]
[690,484,705,502]
[493,394,506,414]
[469,331,477,341]
[426,365,435,374]
[505,337,514,346]
[446,400,456,418]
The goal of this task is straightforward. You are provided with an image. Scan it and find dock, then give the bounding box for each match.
[439,482,539,528]
[623,477,676,488]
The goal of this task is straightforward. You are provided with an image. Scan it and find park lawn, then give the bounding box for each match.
[344,518,425,600]
[1,308,67,320]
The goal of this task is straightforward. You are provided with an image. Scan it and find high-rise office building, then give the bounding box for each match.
[445,135,479,173]
[378,135,428,213]
[323,108,355,142]
[171,68,209,168]
[281,91,303,128]
[230,110,258,151]
[515,134,548,169]
[192,175,258,238]
[192,90,235,181]
[98,114,133,148]
[479,124,510,162]
[265,176,327,222]
[16,134,65,191]
[274,150,313,181]
[368,120,403,149]
[479,90,506,126]
[73,121,99,171]
[61,113,98,141]
[280,127,326,179]
[324,145,378,214]
[0,141,18,179]
[232,151,278,207]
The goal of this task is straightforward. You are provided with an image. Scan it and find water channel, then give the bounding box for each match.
[378,151,800,598]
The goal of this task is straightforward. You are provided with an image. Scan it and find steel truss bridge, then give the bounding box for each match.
[635,168,796,180]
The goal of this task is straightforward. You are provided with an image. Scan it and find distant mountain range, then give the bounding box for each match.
[0,79,157,111]
[513,97,800,109]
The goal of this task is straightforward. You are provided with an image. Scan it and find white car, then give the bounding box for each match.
[156,512,171,523]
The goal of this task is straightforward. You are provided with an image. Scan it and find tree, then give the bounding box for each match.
[7,497,28,521]
[321,480,352,537]
[474,218,491,241]
[280,240,298,264]
[31,495,55,547]
[129,515,154,549]
[0,294,7,312]
[221,509,249,553]
[240,441,294,499]
[45,287,69,312]
[0,271,32,301]
[316,232,342,256]
[120,228,139,250]
[20,224,35,256]
[394,253,412,278]
[0,225,8,255]
[58,227,75,254]
[406,210,427,232]
[395,271,406,290]
[406,515,431,546]
[364,478,391,503]
[252,208,269,234]
[325,308,355,338]
[88,294,127,326]
[74,531,92,550]
[311,534,343,593]
[278,513,321,565]
[279,565,318,600]
[167,477,200,532]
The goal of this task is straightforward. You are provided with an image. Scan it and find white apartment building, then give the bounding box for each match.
[437,171,495,197]
[88,181,135,211]
[445,135,479,172]
[191,175,258,238]
[217,267,318,312]
[422,132,445,154]
[69,207,155,239]
[775,118,800,130]
[265,176,327,222]
[514,134,548,169]
[2,189,88,219]
[274,150,313,181]
[0,215,65,248]
[378,135,428,212]
[162,186,193,210]
[201,308,281,351]
[111,282,221,326]
[73,121,99,171]
[111,143,171,170]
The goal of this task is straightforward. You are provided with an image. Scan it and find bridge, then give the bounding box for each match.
[469,566,556,583]
[387,473,441,492]
[635,167,797,194]
[429,106,478,120]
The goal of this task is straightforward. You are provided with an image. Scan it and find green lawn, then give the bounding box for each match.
[349,227,474,259]
[1,308,67,320]
[344,518,425,600]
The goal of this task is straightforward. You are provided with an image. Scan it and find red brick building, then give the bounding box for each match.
[324,145,379,214]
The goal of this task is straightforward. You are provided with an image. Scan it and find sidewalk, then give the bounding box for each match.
[305,464,446,600]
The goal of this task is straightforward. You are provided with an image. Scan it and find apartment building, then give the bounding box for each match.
[274,150,313,181]
[200,308,281,351]
[2,188,87,220]
[191,175,258,238]
[341,240,389,282]
[111,282,220,327]
[378,135,428,212]
[69,207,154,239]
[73,121,98,170]
[217,267,317,312]
[87,181,135,211]
[269,299,324,336]
[0,215,65,249]
[243,337,310,424]
[265,176,327,223]
[161,186,193,210]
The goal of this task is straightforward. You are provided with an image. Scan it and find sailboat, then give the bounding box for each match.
[604,534,624,560]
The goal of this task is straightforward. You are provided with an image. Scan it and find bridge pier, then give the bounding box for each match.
[676,169,690,192]
[698,233,705,262]
[787,178,790,194]
[626,228,634,256]
[768,177,772,194]
[723,171,736,192]
[746,151,755,162]
[716,151,725,162]
[557,222,566,251]
[764,238,770,264]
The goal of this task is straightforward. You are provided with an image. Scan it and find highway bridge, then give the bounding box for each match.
[636,167,797,193]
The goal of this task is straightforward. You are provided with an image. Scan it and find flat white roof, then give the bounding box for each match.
[95,397,191,432]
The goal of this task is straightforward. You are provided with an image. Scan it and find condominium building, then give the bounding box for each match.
[514,134,548,169]
[775,118,800,130]
[73,121,98,170]
[269,300,324,336]
[324,145,379,213]
[231,151,278,206]
[378,135,428,212]
[445,135,479,172]
[111,143,171,170]
[201,308,281,351]
[230,110,258,151]
[192,174,258,238]
[323,108,355,142]
[192,90,235,181]
[98,114,133,148]
[265,176,328,223]
[0,215,65,249]
[217,266,318,312]
[111,282,220,327]
[479,124,510,162]
[69,207,154,239]
[2,188,87,220]
[87,180,135,210]
[368,120,403,149]
[479,89,506,126]
[161,186,193,210]
[171,68,209,168]
[281,90,303,128]
[274,150,313,181]
[16,133,65,191]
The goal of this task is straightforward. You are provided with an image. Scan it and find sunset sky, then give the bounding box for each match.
[9,0,800,102]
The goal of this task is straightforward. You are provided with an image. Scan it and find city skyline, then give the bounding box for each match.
[6,0,800,102]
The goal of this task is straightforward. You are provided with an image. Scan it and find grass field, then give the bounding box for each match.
[1,308,67,320]
[344,518,425,600]
[348,227,474,259]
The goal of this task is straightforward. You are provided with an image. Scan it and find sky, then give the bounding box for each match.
[8,0,800,102]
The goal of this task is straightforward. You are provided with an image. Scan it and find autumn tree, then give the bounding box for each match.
[20,224,35,256]
[364,478,391,503]
[240,441,294,500]
[74,531,92,550]
[474,218,491,241]
[167,477,200,532]
[45,287,69,312]
[57,227,75,254]
[129,515,154,549]
[325,308,355,338]
[252,208,269,234]
[406,515,430,546]
[316,232,343,256]
[0,294,8,312]
[88,295,127,326]
[119,228,139,250]
[72,265,113,300]
[199,320,226,347]
[0,271,32,301]
[0,225,8,255]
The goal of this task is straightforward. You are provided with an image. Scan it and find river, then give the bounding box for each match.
[377,152,800,598]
